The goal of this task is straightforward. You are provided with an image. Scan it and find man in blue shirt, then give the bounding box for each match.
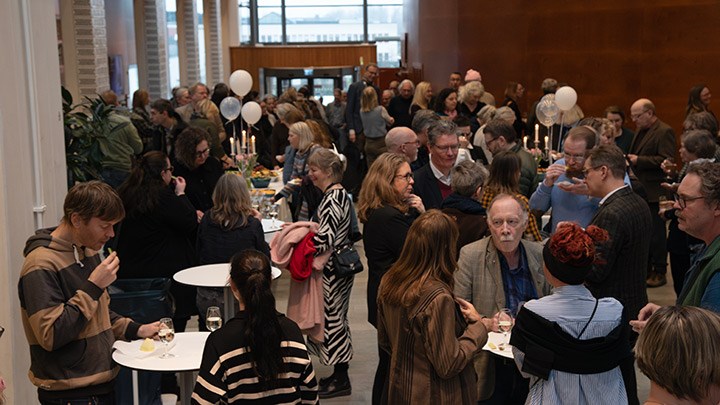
[530,126,599,233]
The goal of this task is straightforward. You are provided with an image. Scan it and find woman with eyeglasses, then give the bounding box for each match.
[357,153,425,404]
[481,151,542,241]
[173,127,224,214]
[116,151,199,331]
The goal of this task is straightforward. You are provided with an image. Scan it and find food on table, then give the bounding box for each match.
[139,338,155,352]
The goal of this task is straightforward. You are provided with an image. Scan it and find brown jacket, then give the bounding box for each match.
[377,280,488,404]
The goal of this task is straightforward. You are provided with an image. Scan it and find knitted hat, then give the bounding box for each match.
[465,69,482,82]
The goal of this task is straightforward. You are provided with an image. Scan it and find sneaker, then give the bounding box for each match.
[318,376,351,399]
[646,272,667,288]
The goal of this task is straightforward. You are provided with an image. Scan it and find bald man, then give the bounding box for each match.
[627,98,676,288]
[385,126,419,163]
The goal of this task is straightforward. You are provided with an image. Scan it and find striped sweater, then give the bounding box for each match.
[18,228,139,399]
[192,311,318,404]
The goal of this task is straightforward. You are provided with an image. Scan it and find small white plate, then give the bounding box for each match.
[482,332,514,359]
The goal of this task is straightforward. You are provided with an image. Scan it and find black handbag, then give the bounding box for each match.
[333,243,364,278]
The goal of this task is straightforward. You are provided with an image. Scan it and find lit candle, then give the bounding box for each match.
[534,124,539,142]
[523,136,528,149]
[241,130,247,152]
[544,136,549,149]
[251,135,256,154]
[230,137,235,155]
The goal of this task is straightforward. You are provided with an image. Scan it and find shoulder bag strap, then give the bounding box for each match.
[577,298,599,339]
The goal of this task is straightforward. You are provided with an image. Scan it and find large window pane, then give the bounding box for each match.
[258,6,282,43]
[285,6,363,43]
[285,0,362,5]
[166,0,180,92]
[197,0,206,84]
[240,2,251,44]
[367,0,402,4]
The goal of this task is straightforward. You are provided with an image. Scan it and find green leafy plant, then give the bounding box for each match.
[62,87,113,188]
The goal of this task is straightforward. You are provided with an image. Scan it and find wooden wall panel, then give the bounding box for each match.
[405,0,720,134]
[229,44,376,91]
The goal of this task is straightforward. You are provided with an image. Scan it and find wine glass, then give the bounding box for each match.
[158,317,175,358]
[495,308,514,350]
[269,203,279,227]
[206,307,223,331]
[251,191,260,212]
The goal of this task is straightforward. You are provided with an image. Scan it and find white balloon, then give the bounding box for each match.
[241,101,262,125]
[229,70,253,97]
[219,96,241,121]
[555,86,578,111]
[536,94,559,127]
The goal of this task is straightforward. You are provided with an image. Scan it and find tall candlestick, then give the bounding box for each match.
[523,136,528,149]
[230,137,235,155]
[251,135,256,154]
[544,136,549,149]
[534,124,539,142]
[241,130,247,152]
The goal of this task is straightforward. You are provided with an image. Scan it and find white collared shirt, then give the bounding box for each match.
[599,184,629,205]
[429,158,452,185]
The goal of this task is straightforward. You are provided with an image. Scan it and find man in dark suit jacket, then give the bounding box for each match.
[584,144,652,405]
[345,63,380,144]
[627,98,676,287]
[412,120,459,209]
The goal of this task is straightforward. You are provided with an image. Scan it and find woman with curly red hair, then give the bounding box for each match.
[509,222,634,404]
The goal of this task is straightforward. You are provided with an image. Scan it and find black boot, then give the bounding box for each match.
[318,373,351,399]
[318,374,335,388]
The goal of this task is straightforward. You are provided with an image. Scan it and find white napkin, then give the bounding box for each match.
[113,339,176,359]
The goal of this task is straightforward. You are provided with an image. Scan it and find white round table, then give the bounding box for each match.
[113,332,210,405]
[174,263,282,321]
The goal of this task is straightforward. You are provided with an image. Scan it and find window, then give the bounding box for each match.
[166,0,180,92]
[242,1,403,67]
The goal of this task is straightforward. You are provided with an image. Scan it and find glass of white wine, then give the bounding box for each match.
[206,306,223,332]
[158,317,175,358]
[269,203,279,227]
[496,308,514,351]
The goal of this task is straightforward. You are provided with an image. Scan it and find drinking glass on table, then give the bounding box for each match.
[269,203,279,226]
[158,317,175,358]
[206,306,223,331]
[495,308,514,350]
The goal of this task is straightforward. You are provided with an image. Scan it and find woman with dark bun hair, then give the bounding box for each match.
[193,250,319,404]
[510,222,634,405]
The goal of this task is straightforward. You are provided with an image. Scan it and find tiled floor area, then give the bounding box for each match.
[187,241,678,404]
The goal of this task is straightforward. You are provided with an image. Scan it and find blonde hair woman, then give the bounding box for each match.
[360,86,394,168]
[196,173,269,327]
[411,81,433,115]
[275,121,323,220]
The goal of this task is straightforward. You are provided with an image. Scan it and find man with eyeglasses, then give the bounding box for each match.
[412,120,461,209]
[628,98,676,288]
[345,62,380,146]
[385,126,420,163]
[529,126,600,233]
[455,194,549,402]
[631,162,720,331]
[483,119,539,198]
[583,144,652,405]
[387,79,414,128]
[409,109,439,171]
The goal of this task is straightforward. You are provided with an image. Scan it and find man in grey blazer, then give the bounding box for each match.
[585,144,653,405]
[455,194,549,403]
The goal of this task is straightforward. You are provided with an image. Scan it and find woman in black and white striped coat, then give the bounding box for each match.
[304,148,355,399]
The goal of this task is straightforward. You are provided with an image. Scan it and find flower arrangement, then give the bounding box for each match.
[528,147,545,164]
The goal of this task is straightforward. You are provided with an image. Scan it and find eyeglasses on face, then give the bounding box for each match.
[433,144,460,153]
[403,139,420,147]
[674,193,705,209]
[581,166,603,176]
[394,172,414,182]
[564,153,586,162]
[162,166,174,173]
[195,148,210,157]
[630,109,650,120]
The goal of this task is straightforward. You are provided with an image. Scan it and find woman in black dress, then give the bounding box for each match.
[173,127,224,214]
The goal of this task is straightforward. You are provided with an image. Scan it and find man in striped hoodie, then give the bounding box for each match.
[18,181,159,404]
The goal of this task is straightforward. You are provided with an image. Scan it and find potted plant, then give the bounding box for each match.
[62,87,113,188]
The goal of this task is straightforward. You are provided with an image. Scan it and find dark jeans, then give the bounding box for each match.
[648,202,668,275]
[478,357,529,404]
[100,168,130,189]
[40,393,114,405]
[372,347,390,405]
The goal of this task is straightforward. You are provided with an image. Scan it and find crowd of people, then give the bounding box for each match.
[15,65,720,405]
